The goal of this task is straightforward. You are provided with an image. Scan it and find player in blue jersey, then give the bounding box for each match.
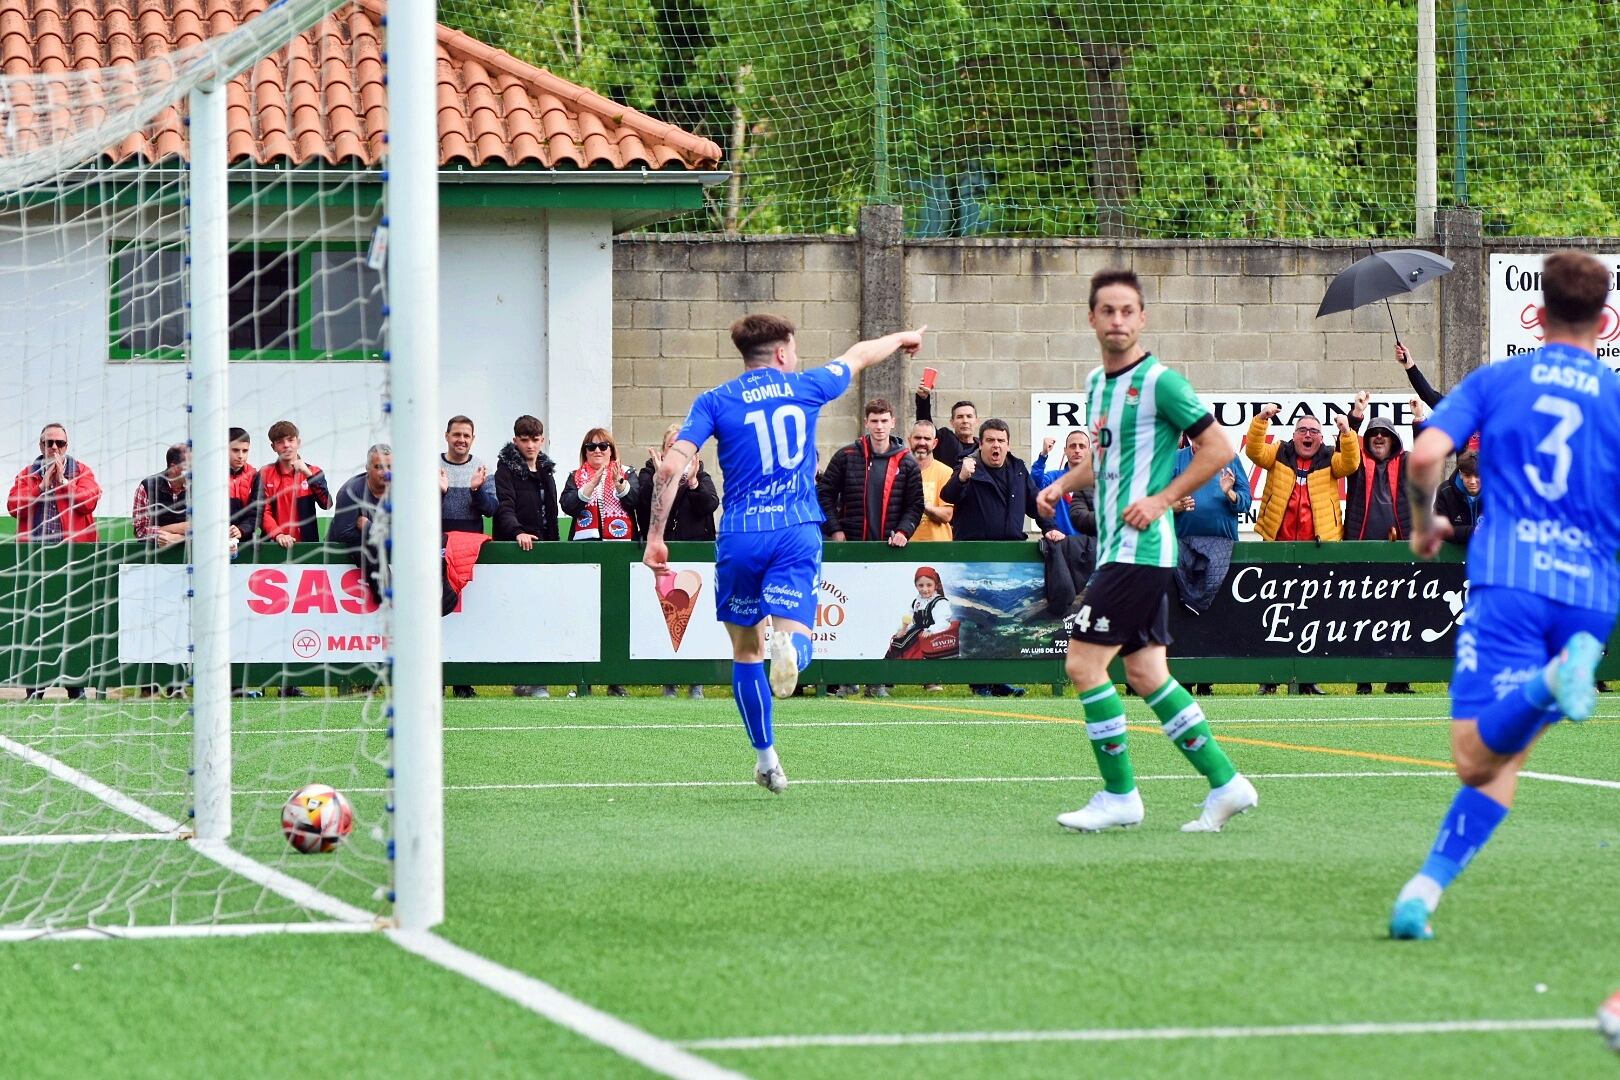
[643,314,926,793]
[1391,250,1620,939]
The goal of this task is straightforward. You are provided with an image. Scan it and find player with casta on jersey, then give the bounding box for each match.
[643,315,926,794]
[1390,250,1620,940]
[1035,268,1258,833]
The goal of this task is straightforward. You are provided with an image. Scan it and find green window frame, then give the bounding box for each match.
[109,239,385,363]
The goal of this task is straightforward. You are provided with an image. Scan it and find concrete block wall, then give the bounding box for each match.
[613,235,1436,476]
[611,237,862,469]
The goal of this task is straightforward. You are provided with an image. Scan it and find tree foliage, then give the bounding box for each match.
[438,0,1620,237]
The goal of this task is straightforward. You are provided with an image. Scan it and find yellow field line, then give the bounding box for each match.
[855,699,1454,770]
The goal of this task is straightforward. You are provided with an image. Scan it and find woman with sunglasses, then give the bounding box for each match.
[561,428,640,695]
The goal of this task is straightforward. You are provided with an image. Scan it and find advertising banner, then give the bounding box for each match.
[631,557,1471,663]
[1029,391,1420,536]
[1488,253,1620,369]
[118,562,602,664]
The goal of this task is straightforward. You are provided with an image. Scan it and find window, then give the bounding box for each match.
[110,243,384,361]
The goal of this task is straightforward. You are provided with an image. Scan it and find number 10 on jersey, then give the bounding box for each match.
[745,406,808,474]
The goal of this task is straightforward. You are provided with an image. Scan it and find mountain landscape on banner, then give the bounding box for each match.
[942,563,1068,658]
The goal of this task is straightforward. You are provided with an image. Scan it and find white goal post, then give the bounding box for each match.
[0,0,443,937]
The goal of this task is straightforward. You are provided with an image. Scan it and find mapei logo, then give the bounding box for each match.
[292,628,322,658]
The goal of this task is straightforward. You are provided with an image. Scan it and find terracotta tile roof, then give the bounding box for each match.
[0,0,722,169]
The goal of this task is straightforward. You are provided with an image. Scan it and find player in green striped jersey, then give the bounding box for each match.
[1036,268,1258,833]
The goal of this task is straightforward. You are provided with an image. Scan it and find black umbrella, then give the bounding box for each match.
[1316,248,1454,340]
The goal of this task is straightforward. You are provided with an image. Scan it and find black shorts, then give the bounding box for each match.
[1066,563,1174,656]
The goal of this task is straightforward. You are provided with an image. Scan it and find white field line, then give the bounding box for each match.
[681,1017,1595,1051]
[0,832,183,847]
[0,921,376,943]
[138,770,1450,800]
[0,737,749,1080]
[0,732,375,925]
[1520,770,1620,791]
[388,930,747,1080]
[8,715,1490,739]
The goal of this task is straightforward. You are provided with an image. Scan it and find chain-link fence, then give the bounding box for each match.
[442,0,1618,238]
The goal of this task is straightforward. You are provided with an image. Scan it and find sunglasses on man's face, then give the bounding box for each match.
[41,439,66,449]
[582,442,612,452]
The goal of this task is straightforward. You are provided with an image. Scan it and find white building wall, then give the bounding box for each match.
[0,206,613,522]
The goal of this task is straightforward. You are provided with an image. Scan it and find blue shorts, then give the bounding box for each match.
[714,522,822,628]
[1450,585,1616,718]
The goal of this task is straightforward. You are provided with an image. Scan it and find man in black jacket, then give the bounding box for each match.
[940,419,1064,542]
[494,415,560,547]
[940,418,1064,697]
[494,415,561,699]
[914,379,979,470]
[817,398,924,546]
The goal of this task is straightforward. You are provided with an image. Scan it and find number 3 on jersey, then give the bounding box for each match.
[745,405,808,474]
[1524,394,1583,501]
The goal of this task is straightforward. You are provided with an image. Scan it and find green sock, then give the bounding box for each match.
[1080,682,1135,794]
[1145,677,1237,788]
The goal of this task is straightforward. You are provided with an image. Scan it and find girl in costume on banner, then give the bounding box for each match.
[887,567,961,660]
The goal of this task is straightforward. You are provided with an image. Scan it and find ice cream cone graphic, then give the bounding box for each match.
[654,569,704,650]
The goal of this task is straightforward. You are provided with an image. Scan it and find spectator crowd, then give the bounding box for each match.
[7,343,1468,699]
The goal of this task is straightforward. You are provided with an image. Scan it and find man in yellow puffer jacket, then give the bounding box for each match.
[1245,403,1360,542]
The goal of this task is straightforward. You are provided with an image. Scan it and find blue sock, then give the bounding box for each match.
[1418,785,1510,889]
[791,632,813,672]
[732,661,773,749]
[1476,671,1557,754]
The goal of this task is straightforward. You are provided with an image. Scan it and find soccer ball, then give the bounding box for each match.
[281,783,354,854]
[1599,991,1620,1052]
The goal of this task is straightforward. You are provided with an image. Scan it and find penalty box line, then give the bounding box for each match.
[0,733,747,1080]
[680,1016,1595,1051]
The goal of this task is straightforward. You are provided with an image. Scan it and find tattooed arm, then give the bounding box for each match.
[642,439,698,573]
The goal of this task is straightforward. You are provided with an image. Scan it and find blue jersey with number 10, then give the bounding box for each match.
[1427,343,1620,611]
[676,361,854,533]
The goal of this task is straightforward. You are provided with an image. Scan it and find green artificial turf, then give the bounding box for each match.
[2,690,1619,1077]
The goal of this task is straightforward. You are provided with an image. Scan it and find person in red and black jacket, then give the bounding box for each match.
[228,427,258,544]
[253,419,331,548]
[1344,392,1413,543]
[8,423,100,542]
[816,398,924,546]
[1344,392,1417,696]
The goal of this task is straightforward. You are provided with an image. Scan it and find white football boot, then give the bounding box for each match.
[754,763,789,794]
[767,628,800,699]
[1181,774,1258,833]
[1057,789,1144,832]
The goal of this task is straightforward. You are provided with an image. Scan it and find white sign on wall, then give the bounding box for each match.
[1028,391,1418,536]
[1488,253,1620,369]
[118,563,601,664]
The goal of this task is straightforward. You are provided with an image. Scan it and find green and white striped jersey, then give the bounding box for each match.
[1084,354,1211,568]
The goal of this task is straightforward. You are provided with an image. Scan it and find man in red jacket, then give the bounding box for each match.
[254,419,331,548]
[8,423,100,542]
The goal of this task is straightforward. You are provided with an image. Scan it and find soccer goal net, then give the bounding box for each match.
[0,0,409,938]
